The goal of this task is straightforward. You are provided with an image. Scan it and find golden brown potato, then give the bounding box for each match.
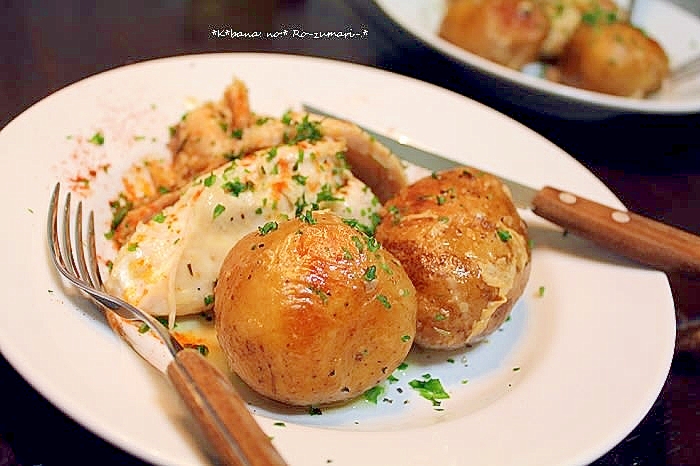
[214,211,417,406]
[540,0,627,60]
[558,22,669,97]
[375,167,531,350]
[538,0,582,59]
[439,0,550,69]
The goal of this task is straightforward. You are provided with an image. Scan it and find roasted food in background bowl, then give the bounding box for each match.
[439,0,551,70]
[214,211,417,406]
[439,0,669,97]
[375,167,531,350]
[557,20,669,97]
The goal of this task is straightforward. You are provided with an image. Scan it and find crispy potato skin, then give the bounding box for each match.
[558,22,669,97]
[439,0,550,69]
[375,167,531,350]
[214,212,417,406]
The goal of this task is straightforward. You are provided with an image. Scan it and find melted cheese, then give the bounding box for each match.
[468,224,530,340]
[105,138,379,323]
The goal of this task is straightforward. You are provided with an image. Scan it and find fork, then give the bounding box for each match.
[47,183,288,466]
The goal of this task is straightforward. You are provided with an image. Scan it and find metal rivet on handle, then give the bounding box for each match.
[558,192,577,204]
[611,211,631,223]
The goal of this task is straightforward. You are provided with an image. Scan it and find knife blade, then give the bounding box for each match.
[303,103,700,275]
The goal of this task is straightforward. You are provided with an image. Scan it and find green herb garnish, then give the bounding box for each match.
[497,229,512,242]
[376,294,391,309]
[363,385,384,404]
[203,173,217,187]
[258,221,278,235]
[409,377,450,406]
[88,131,105,145]
[213,204,226,219]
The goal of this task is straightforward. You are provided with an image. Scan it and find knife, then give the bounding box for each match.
[303,104,700,275]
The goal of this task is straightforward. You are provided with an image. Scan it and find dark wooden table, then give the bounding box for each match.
[2,1,698,464]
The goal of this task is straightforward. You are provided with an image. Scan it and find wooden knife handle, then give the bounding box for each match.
[532,186,700,274]
[167,349,288,466]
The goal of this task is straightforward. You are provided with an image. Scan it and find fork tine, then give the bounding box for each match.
[48,184,62,270]
[48,182,184,355]
[74,201,98,289]
[75,205,105,291]
[87,211,105,289]
[61,191,80,279]
[47,189,288,466]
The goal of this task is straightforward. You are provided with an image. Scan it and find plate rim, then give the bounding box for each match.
[0,52,676,466]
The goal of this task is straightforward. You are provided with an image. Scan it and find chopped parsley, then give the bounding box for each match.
[286,114,323,144]
[409,376,450,406]
[310,287,329,304]
[258,221,278,235]
[343,218,374,237]
[376,294,391,309]
[363,385,384,404]
[387,205,401,224]
[292,174,308,186]
[155,316,178,329]
[88,131,105,145]
[203,173,217,187]
[212,203,226,219]
[351,235,364,253]
[299,209,317,224]
[222,179,254,197]
[342,247,354,260]
[365,236,380,252]
[497,229,512,242]
[266,146,278,161]
[308,406,322,416]
[185,343,210,356]
[582,6,618,25]
[316,184,343,203]
[108,194,133,233]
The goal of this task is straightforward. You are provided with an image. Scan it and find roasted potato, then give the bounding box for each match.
[538,0,582,59]
[375,167,531,350]
[214,211,417,406]
[558,21,669,97]
[439,0,550,69]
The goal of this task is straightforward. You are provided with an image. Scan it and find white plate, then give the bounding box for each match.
[0,53,675,466]
[373,0,700,118]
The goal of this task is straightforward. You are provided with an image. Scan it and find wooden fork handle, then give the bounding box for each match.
[532,186,700,275]
[167,349,288,466]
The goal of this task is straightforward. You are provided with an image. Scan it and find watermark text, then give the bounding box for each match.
[211,27,368,40]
